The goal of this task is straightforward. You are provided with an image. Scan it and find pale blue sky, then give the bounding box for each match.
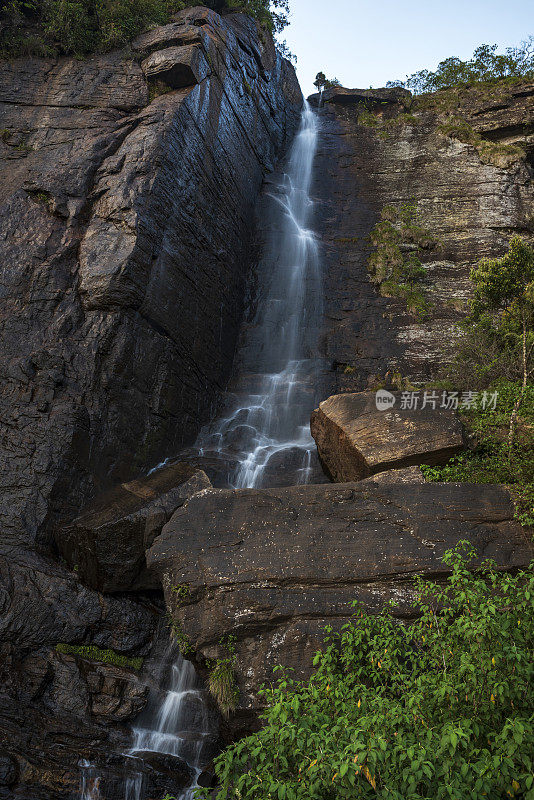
[282,0,533,96]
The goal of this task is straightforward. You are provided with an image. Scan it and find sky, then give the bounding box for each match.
[282,0,533,96]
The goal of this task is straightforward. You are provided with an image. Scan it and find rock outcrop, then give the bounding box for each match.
[0,8,301,796]
[311,82,533,394]
[148,482,532,728]
[311,390,464,481]
[58,463,211,593]
[0,6,301,549]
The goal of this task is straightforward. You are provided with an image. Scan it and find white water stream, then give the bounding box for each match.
[80,102,322,800]
[197,100,322,489]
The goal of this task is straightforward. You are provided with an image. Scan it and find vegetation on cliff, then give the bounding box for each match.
[388,38,534,93]
[200,544,534,800]
[423,237,534,526]
[366,203,437,320]
[0,0,290,57]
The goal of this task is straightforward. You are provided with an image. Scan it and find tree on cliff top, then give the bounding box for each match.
[387,38,534,93]
[313,71,341,92]
[200,543,534,800]
[0,0,290,57]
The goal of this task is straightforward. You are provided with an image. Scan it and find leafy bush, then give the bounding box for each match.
[56,643,143,670]
[199,544,534,800]
[1,0,289,57]
[388,39,534,94]
[207,635,239,717]
[366,203,436,319]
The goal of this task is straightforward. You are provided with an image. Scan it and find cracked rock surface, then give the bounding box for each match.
[147,481,533,732]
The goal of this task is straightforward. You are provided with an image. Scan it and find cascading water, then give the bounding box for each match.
[128,652,213,800]
[80,102,322,800]
[196,100,323,489]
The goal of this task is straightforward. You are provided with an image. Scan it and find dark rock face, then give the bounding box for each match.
[0,6,301,549]
[58,463,211,592]
[0,548,160,798]
[311,391,464,481]
[308,85,411,107]
[0,9,301,796]
[312,81,533,393]
[147,482,532,726]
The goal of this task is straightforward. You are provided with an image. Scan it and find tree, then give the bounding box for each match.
[469,236,534,447]
[200,544,534,800]
[387,37,534,94]
[313,70,341,92]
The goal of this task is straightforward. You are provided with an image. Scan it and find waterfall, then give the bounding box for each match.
[79,101,322,800]
[79,651,214,800]
[197,100,323,489]
[128,653,213,799]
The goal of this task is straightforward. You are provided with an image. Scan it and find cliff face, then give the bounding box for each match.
[310,81,533,392]
[0,8,301,797]
[0,5,301,549]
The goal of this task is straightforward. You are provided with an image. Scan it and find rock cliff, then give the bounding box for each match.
[148,481,532,730]
[0,5,301,549]
[310,82,534,392]
[0,7,301,797]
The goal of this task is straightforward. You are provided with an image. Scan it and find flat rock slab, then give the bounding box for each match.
[57,463,211,593]
[147,482,531,719]
[311,391,464,481]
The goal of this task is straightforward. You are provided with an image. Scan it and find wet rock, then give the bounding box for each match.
[57,464,211,592]
[309,85,411,107]
[141,44,210,88]
[310,391,464,481]
[197,762,217,788]
[0,6,301,550]
[135,751,194,792]
[0,751,18,787]
[148,482,532,725]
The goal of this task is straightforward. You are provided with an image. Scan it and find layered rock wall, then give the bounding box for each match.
[310,82,533,391]
[0,6,301,548]
[0,9,301,796]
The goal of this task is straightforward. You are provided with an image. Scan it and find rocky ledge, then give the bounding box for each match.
[147,481,532,731]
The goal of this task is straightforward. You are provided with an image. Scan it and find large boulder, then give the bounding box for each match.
[147,482,532,727]
[57,463,211,593]
[310,391,464,481]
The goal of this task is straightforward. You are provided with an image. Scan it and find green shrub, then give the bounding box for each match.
[207,635,239,717]
[56,643,143,670]
[1,0,290,57]
[366,203,435,320]
[421,380,533,526]
[388,39,534,93]
[200,544,534,800]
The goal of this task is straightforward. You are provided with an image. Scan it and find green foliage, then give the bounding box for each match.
[388,39,534,93]
[1,0,289,57]
[207,635,239,717]
[437,118,526,168]
[171,583,191,602]
[167,614,194,655]
[56,643,143,670]
[367,203,436,319]
[421,380,534,526]
[199,545,534,800]
[313,71,341,92]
